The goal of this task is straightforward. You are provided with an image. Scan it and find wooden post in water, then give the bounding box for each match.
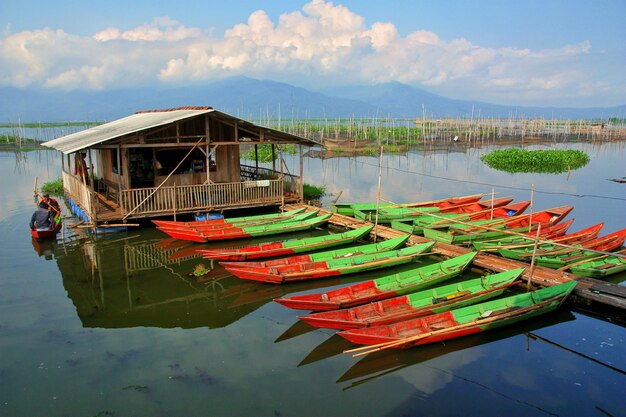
[528,183,535,232]
[373,146,384,242]
[527,224,542,291]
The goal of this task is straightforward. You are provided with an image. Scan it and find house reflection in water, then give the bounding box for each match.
[52,232,287,329]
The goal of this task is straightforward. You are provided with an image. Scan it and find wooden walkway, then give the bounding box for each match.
[286,204,626,312]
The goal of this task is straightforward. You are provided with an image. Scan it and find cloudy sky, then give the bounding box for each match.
[1,0,625,107]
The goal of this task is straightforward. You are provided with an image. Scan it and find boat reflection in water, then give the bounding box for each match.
[31,237,56,260]
[51,228,348,329]
[335,309,576,390]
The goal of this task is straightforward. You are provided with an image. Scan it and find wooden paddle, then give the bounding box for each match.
[344,297,563,357]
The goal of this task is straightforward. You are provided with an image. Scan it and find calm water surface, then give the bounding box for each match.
[1,141,625,417]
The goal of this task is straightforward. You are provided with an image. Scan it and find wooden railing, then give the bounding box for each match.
[240,164,299,194]
[120,179,285,217]
[62,170,93,218]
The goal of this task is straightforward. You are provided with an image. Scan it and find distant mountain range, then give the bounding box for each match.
[2,76,624,122]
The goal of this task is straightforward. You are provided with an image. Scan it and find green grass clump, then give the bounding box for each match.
[41,178,64,195]
[481,148,590,174]
[303,183,326,200]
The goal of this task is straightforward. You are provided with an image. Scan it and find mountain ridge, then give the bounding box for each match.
[1,77,624,122]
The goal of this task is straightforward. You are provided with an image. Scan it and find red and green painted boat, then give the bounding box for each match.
[376,197,516,225]
[198,225,375,261]
[332,193,486,218]
[298,268,524,330]
[351,195,485,222]
[512,228,626,269]
[153,208,314,232]
[338,280,577,349]
[479,222,604,255]
[390,200,530,235]
[471,219,574,251]
[152,208,306,228]
[225,241,436,284]
[569,250,626,278]
[30,219,62,240]
[219,234,409,269]
[273,252,477,310]
[423,206,573,245]
[157,213,331,243]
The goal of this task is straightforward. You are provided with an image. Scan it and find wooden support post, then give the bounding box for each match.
[173,182,177,221]
[374,146,384,242]
[299,144,304,203]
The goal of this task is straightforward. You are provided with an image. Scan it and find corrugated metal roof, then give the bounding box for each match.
[42,109,214,154]
[42,107,320,154]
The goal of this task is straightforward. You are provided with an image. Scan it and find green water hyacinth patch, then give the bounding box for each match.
[481,148,590,174]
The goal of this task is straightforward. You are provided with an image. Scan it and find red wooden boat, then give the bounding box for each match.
[198,225,374,261]
[226,242,436,284]
[273,252,477,310]
[298,268,523,330]
[339,281,577,351]
[30,220,62,239]
[152,208,306,228]
[219,234,409,269]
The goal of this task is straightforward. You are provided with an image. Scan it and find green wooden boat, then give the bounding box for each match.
[226,242,436,284]
[471,219,574,251]
[569,251,626,278]
[298,268,524,329]
[274,252,477,310]
[354,206,439,223]
[338,280,578,349]
[219,234,410,269]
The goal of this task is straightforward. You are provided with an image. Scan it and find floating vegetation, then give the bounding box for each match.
[41,178,64,195]
[481,148,590,174]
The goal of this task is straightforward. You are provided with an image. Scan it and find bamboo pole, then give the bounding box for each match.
[526,224,542,290]
[490,187,495,220]
[373,146,383,243]
[528,183,534,232]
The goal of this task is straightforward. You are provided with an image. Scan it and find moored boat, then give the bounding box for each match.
[338,280,577,350]
[155,210,316,232]
[480,223,603,254]
[219,234,409,269]
[225,241,436,284]
[471,219,574,251]
[390,200,530,235]
[569,250,626,278]
[157,213,331,243]
[152,208,306,228]
[273,252,477,310]
[352,195,485,222]
[198,225,374,261]
[299,268,524,330]
[423,206,573,245]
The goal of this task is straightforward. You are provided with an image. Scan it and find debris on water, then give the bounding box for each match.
[191,263,210,277]
[122,385,150,392]
[608,177,626,183]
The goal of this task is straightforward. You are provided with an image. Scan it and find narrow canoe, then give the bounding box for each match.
[390,200,530,235]
[423,206,573,245]
[299,268,524,330]
[226,241,436,284]
[471,219,574,251]
[498,229,626,261]
[496,223,605,260]
[352,195,484,222]
[338,280,577,348]
[219,234,409,269]
[157,213,331,243]
[569,250,626,278]
[332,193,487,217]
[273,252,477,310]
[30,219,62,239]
[152,208,306,228]
[198,225,374,261]
[155,210,317,232]
[529,228,626,269]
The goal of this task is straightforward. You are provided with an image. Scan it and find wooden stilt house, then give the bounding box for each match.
[42,106,320,226]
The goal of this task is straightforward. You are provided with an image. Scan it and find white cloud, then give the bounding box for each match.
[0,1,621,106]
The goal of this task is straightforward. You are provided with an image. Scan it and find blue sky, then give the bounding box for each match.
[1,0,625,107]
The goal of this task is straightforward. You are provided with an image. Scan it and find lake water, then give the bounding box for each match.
[1,140,625,417]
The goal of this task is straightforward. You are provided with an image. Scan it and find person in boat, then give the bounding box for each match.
[41,193,61,223]
[30,202,54,231]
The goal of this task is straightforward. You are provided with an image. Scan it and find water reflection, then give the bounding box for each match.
[336,309,577,390]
